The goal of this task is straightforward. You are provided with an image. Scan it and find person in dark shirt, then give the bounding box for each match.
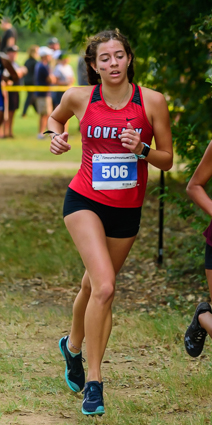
[3,45,27,137]
[0,17,17,52]
[22,45,39,117]
[34,46,56,139]
[0,17,18,136]
[0,51,18,133]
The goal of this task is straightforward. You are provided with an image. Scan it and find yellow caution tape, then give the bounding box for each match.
[3,85,74,92]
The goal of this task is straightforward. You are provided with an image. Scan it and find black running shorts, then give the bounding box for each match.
[205,243,212,270]
[63,188,141,238]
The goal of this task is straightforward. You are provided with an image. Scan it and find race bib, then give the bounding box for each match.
[92,153,138,190]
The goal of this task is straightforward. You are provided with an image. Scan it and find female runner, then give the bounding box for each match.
[46,29,173,416]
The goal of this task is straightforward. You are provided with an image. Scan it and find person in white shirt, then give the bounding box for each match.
[52,51,75,108]
[52,51,75,132]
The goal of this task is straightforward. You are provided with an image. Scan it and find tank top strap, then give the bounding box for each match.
[131,83,142,106]
[91,84,101,103]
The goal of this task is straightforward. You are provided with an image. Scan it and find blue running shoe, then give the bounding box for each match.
[82,381,105,416]
[59,336,85,392]
[184,302,212,357]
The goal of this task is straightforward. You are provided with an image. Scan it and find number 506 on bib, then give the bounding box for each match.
[92,153,138,190]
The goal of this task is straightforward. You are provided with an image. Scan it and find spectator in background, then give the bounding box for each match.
[3,45,27,138]
[0,17,17,52]
[0,18,18,137]
[52,51,75,107]
[0,51,18,130]
[34,46,56,139]
[22,45,39,117]
[52,51,75,132]
[48,37,61,60]
[77,55,88,86]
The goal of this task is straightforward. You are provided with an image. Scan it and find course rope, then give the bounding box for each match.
[3,85,75,92]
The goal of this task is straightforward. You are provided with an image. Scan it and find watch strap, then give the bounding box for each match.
[135,143,150,159]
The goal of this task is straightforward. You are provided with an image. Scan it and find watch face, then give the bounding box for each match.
[142,144,150,157]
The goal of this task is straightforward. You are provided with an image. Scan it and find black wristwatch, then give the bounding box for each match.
[135,143,150,159]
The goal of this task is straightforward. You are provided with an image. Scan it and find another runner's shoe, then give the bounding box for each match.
[82,381,105,416]
[59,336,85,392]
[184,302,212,357]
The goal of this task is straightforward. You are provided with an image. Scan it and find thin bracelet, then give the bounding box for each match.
[43,130,60,138]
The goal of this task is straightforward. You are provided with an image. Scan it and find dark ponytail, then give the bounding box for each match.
[84,44,100,85]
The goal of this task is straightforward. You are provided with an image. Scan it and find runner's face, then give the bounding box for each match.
[94,39,131,83]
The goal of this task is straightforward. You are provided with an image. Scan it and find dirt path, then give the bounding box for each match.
[0,160,185,171]
[0,160,81,170]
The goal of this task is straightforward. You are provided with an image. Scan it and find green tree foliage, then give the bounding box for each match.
[0,1,211,225]
[10,16,76,52]
[1,1,211,150]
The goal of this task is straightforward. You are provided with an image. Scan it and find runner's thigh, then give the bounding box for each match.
[64,210,115,282]
[64,210,135,282]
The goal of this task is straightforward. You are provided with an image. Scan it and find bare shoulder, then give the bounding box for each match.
[53,85,95,122]
[190,140,212,185]
[200,140,212,168]
[140,86,167,107]
[62,85,94,107]
[195,140,212,171]
[139,86,169,126]
[206,140,212,157]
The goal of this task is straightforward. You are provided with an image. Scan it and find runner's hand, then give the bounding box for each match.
[120,122,143,155]
[50,132,71,155]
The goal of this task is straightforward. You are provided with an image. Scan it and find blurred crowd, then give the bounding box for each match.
[0,17,88,139]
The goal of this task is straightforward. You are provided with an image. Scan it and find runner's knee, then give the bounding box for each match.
[92,278,115,306]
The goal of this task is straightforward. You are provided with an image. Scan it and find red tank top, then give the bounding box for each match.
[203,219,212,247]
[69,83,153,207]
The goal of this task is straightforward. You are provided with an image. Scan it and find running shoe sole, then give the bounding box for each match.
[82,407,105,416]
